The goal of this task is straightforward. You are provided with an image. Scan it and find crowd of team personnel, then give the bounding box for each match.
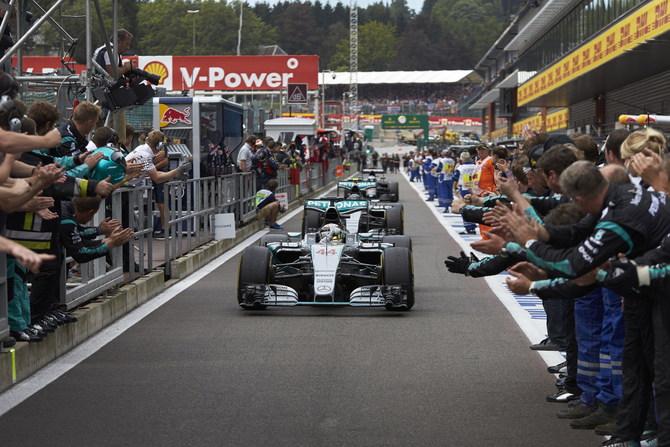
[405,127,668,447]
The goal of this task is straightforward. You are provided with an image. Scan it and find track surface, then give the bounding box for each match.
[0,172,598,446]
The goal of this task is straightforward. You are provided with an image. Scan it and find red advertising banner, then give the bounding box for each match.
[14,55,318,92]
[170,56,318,91]
[12,56,138,74]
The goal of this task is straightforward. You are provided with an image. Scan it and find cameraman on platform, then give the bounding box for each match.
[92,29,134,142]
[92,29,135,78]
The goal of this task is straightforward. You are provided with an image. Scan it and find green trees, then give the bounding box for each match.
[328,21,398,71]
[32,0,520,70]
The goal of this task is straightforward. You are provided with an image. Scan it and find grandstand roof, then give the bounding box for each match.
[321,70,482,86]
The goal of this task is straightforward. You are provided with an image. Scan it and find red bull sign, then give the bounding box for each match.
[159,103,193,128]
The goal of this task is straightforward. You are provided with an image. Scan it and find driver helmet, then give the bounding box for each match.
[319,223,344,243]
[348,193,362,200]
[90,146,127,184]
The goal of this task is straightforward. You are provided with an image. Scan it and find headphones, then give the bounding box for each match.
[106,128,118,146]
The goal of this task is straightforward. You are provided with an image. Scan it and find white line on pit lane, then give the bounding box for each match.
[401,172,564,368]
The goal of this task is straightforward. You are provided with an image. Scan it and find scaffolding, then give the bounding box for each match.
[349,0,357,129]
[0,0,126,125]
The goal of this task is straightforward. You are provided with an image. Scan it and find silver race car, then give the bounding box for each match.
[337,169,399,202]
[237,225,414,311]
[301,196,404,238]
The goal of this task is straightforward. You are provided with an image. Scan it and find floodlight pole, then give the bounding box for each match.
[187,10,199,56]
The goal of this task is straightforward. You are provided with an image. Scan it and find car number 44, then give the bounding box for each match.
[315,248,338,255]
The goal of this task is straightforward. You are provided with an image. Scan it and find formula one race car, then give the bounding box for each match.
[300,197,403,237]
[337,169,399,202]
[237,226,414,310]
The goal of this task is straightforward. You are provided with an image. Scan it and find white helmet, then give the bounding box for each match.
[319,224,343,243]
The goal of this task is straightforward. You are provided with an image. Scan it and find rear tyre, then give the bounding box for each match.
[389,182,399,202]
[237,246,271,309]
[382,247,414,310]
[382,235,412,252]
[302,209,322,237]
[259,234,289,247]
[385,205,404,235]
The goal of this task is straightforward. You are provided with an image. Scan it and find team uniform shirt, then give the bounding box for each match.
[54,120,90,158]
[255,189,276,210]
[527,183,670,279]
[60,201,109,263]
[439,157,456,182]
[472,155,496,196]
[453,162,476,189]
[125,144,156,187]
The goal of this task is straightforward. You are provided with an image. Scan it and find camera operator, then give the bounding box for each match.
[92,29,135,79]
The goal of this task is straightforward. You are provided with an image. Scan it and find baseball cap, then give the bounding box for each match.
[525,144,545,169]
[543,134,574,151]
[255,139,263,146]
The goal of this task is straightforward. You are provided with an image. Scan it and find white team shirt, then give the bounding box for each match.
[126,144,156,186]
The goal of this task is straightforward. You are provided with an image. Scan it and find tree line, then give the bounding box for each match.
[31,0,523,71]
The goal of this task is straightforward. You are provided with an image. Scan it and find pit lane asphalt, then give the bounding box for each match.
[0,172,598,447]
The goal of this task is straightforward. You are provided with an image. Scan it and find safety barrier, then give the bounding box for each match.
[42,159,344,314]
[61,191,125,310]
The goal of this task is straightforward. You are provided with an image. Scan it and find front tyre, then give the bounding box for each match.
[382,247,414,310]
[237,246,271,309]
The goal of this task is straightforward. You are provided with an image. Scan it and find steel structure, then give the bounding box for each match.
[349,0,357,128]
[0,0,123,108]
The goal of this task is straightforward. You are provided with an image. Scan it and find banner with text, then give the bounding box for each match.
[518,0,670,105]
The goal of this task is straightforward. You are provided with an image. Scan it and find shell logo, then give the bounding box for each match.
[143,61,168,85]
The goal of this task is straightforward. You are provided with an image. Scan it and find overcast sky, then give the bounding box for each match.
[247,0,425,16]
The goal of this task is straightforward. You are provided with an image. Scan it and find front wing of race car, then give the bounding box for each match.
[238,284,407,309]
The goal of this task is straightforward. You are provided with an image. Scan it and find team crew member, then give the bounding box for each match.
[54,101,101,158]
[499,162,670,446]
[598,236,670,447]
[125,130,192,186]
[452,151,477,233]
[60,196,134,264]
[255,179,283,230]
[472,144,496,239]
